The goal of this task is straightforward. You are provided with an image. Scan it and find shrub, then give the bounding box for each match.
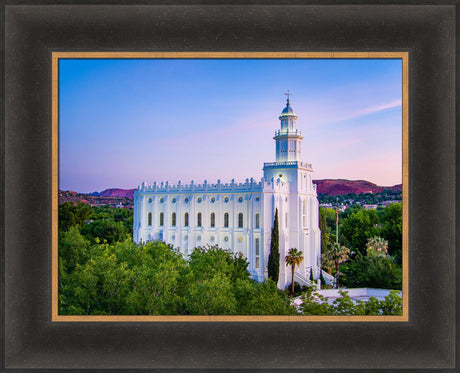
[341,252,402,290]
[285,282,302,296]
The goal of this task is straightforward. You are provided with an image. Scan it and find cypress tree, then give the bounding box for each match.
[319,207,329,252]
[320,268,326,285]
[268,208,280,284]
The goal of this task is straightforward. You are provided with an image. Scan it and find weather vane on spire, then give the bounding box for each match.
[285,90,292,104]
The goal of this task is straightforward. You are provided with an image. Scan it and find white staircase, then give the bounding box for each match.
[291,269,336,288]
[294,272,311,287]
[321,270,336,287]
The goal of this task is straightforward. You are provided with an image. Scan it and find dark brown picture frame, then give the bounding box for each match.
[3,2,456,370]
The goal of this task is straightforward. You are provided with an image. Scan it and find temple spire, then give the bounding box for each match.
[285,90,292,105]
[274,94,303,162]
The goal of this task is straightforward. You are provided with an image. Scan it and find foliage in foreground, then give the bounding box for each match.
[59,232,296,315]
[300,288,402,316]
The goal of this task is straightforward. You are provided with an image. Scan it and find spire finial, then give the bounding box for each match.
[285,90,292,105]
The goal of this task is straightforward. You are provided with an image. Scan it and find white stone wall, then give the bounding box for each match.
[134,179,266,280]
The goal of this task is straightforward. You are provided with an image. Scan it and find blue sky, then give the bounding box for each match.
[59,58,402,193]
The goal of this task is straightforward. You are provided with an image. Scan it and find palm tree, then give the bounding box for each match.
[321,251,335,275]
[323,243,350,288]
[285,248,304,295]
[366,236,388,257]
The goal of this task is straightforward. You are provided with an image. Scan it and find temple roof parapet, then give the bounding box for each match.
[135,175,307,195]
[137,178,264,194]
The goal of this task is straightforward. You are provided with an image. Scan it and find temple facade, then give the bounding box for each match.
[133,96,321,289]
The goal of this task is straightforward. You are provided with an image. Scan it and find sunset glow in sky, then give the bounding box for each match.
[59,58,402,193]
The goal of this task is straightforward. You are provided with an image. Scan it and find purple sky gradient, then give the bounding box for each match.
[59,58,402,193]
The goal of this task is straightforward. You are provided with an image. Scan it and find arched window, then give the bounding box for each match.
[197,212,202,227]
[255,213,260,229]
[224,212,229,228]
[184,212,189,227]
[255,238,260,269]
[159,212,164,226]
[285,212,288,228]
[210,213,215,227]
[238,213,243,228]
[171,212,176,226]
[147,212,152,226]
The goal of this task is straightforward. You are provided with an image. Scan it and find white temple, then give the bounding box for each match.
[133,94,322,289]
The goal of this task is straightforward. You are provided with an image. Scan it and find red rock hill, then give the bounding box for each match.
[313,179,402,196]
[98,188,136,199]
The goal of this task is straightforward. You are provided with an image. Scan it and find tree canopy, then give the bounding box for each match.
[59,232,297,315]
[339,209,380,255]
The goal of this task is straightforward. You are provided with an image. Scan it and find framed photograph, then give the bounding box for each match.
[3,3,456,371]
[53,52,408,322]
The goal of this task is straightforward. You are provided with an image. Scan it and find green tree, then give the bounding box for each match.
[234,279,297,315]
[59,240,188,315]
[182,245,295,315]
[321,250,334,275]
[81,219,128,244]
[86,206,134,238]
[187,245,249,282]
[378,203,402,259]
[341,203,362,219]
[58,226,91,273]
[59,201,93,231]
[124,241,186,315]
[267,209,280,284]
[340,252,402,290]
[285,248,304,295]
[323,207,339,237]
[323,243,350,288]
[320,269,326,285]
[181,273,237,315]
[319,207,330,252]
[59,239,301,316]
[339,209,380,255]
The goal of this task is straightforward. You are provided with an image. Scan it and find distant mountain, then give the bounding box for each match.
[313,179,402,196]
[58,189,135,208]
[97,188,136,198]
